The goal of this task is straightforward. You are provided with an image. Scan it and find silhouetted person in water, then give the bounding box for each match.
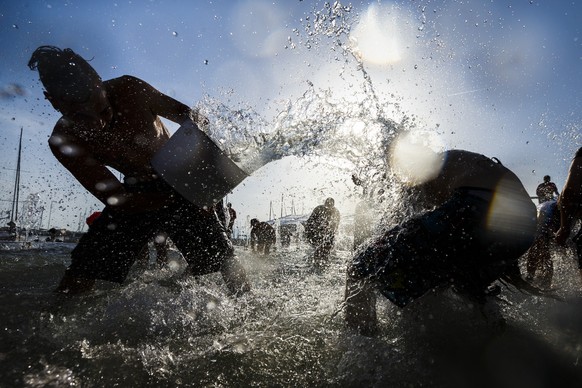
[536,175,559,204]
[523,199,559,288]
[227,202,237,238]
[250,218,276,254]
[345,148,538,335]
[29,45,249,296]
[304,197,340,265]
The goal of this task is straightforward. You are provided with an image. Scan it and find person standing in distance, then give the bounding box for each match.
[304,197,341,264]
[536,175,559,204]
[227,202,237,239]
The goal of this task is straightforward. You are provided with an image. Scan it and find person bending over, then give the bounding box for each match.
[345,148,537,335]
[250,218,276,255]
[304,197,341,264]
[29,45,250,296]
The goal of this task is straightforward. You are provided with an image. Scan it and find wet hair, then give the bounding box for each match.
[250,218,258,226]
[324,197,335,207]
[28,45,101,103]
[543,175,551,182]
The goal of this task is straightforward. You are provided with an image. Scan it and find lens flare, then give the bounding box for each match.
[389,131,445,185]
[349,3,404,65]
[487,177,536,239]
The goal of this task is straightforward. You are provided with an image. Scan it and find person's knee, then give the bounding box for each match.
[220,256,250,296]
[55,269,96,294]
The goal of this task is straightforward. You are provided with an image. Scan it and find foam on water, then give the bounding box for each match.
[3,243,582,387]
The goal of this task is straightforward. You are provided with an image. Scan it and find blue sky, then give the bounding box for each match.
[0,0,581,234]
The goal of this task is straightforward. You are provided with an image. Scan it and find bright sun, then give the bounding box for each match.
[390,131,446,185]
[349,3,404,65]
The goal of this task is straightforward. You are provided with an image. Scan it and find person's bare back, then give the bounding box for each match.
[415,150,530,208]
[54,76,173,176]
[48,75,191,213]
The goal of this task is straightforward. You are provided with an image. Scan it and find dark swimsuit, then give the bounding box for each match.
[349,187,536,307]
[69,177,232,283]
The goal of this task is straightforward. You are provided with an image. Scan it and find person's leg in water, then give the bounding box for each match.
[220,255,251,296]
[538,240,555,289]
[167,200,250,296]
[344,272,377,336]
[137,241,152,268]
[525,201,558,287]
[344,213,436,335]
[56,270,96,294]
[153,232,169,267]
[572,227,582,282]
[315,238,332,260]
[257,241,266,255]
[524,236,554,288]
[310,232,334,270]
[56,209,155,294]
[345,200,378,334]
[136,232,170,269]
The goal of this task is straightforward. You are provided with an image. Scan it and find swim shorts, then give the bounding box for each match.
[69,179,233,283]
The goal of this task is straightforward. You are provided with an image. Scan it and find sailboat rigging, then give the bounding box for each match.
[10,127,23,226]
[1,127,22,241]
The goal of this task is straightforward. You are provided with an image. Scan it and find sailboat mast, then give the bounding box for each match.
[10,127,22,223]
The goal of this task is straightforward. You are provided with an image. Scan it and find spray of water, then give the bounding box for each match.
[11,3,582,387]
[197,1,424,231]
[19,193,43,230]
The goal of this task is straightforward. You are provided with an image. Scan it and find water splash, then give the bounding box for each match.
[20,193,44,231]
[195,1,425,241]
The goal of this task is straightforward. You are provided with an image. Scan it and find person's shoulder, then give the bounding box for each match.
[106,75,143,84]
[103,75,147,88]
[50,117,81,140]
[106,76,161,106]
[48,120,93,159]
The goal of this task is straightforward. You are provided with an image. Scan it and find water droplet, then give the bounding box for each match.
[172,31,178,37]
[106,196,120,206]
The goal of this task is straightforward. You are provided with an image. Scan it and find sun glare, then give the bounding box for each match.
[349,3,403,65]
[389,131,445,185]
[337,118,367,138]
